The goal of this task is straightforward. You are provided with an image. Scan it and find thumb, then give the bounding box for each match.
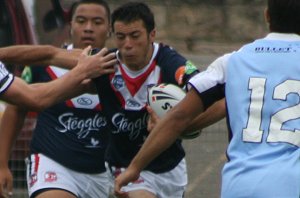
[82,45,92,56]
[0,179,13,198]
[7,178,13,197]
[147,105,159,120]
[147,105,160,132]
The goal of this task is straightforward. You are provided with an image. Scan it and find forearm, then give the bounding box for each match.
[1,72,85,111]
[31,72,88,110]
[0,104,27,167]
[185,98,226,132]
[131,89,204,171]
[0,47,116,110]
[133,111,189,170]
[0,45,79,69]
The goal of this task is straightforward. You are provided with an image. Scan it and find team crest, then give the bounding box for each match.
[112,75,125,90]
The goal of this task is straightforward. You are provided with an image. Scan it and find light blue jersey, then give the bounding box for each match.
[189,33,300,198]
[224,34,300,198]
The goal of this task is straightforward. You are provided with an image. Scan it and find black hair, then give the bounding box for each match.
[111,2,155,33]
[268,0,300,33]
[69,0,110,22]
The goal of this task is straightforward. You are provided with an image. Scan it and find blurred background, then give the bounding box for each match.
[0,0,268,197]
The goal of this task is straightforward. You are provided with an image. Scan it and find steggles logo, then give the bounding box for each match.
[56,113,107,138]
[111,113,148,140]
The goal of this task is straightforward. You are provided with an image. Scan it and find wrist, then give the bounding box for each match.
[0,160,9,169]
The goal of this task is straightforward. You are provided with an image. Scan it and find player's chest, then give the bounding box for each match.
[108,65,162,110]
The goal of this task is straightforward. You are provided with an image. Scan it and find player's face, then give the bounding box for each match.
[70,4,109,49]
[113,19,155,71]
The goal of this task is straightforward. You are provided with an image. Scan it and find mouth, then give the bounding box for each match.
[123,54,135,59]
[81,37,95,43]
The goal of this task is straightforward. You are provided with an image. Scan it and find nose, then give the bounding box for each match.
[123,37,133,49]
[84,21,93,33]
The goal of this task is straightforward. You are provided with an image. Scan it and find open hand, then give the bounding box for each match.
[75,46,117,79]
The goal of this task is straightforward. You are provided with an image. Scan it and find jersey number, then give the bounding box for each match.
[242,78,300,147]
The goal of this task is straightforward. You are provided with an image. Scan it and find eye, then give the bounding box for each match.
[93,19,105,25]
[131,32,140,39]
[75,17,86,24]
[115,34,125,40]
[132,34,139,39]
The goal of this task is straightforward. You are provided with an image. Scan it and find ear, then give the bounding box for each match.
[264,8,270,24]
[107,25,112,38]
[149,29,156,43]
[69,22,73,36]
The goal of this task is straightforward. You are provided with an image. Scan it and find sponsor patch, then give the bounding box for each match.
[44,171,57,182]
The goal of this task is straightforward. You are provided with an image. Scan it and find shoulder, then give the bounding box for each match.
[157,43,183,57]
[156,43,187,66]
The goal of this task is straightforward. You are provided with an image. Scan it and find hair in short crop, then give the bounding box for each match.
[69,0,110,22]
[111,2,155,34]
[268,0,300,33]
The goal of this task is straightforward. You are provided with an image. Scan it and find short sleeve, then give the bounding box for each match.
[0,61,14,94]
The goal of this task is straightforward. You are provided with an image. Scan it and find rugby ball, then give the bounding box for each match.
[147,83,186,118]
[147,83,201,139]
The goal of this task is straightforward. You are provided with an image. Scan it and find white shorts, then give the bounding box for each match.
[107,158,188,198]
[26,153,110,198]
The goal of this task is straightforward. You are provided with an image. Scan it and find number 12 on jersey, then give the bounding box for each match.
[243,77,300,147]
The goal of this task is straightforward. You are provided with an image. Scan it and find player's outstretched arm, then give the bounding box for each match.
[0,45,81,69]
[0,105,27,198]
[146,98,225,139]
[1,46,116,111]
[114,88,204,197]
[184,98,226,132]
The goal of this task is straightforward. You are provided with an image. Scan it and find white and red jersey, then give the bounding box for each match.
[94,42,199,173]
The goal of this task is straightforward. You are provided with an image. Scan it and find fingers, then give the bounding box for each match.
[114,168,140,198]
[147,105,159,132]
[93,48,117,65]
[114,185,128,198]
[114,178,129,198]
[89,47,117,67]
[6,180,12,198]
[82,45,92,56]
[75,47,117,79]
[91,47,115,58]
[0,181,13,198]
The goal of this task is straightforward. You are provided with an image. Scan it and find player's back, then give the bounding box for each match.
[222,34,300,198]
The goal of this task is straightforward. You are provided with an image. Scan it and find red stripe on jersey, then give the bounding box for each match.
[65,100,74,108]
[34,154,40,173]
[109,73,126,107]
[46,66,74,107]
[46,66,57,80]
[119,60,157,96]
[95,103,102,110]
